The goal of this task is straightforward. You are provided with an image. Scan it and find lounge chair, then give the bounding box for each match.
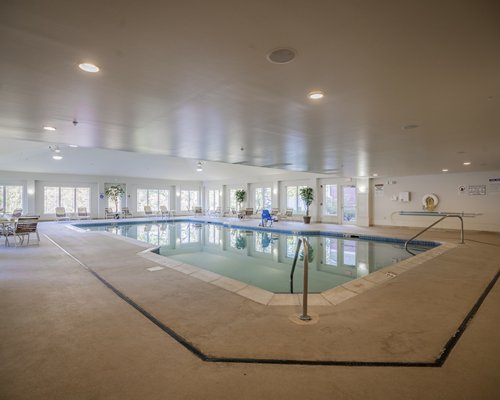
[55,207,70,221]
[271,208,280,221]
[121,207,133,218]
[260,209,273,227]
[144,205,156,216]
[105,207,116,219]
[194,207,203,216]
[160,205,170,217]
[281,208,293,220]
[77,207,91,220]
[11,208,23,218]
[5,216,40,247]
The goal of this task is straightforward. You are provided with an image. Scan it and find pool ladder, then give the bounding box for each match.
[290,237,312,321]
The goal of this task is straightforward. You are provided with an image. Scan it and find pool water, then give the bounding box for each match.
[81,221,432,293]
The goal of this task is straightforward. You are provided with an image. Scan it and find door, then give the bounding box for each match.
[322,184,339,223]
[342,185,357,224]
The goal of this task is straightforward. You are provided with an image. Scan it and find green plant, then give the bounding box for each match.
[299,187,314,217]
[105,185,125,212]
[235,189,246,210]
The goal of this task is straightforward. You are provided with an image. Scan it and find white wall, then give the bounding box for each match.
[371,170,500,232]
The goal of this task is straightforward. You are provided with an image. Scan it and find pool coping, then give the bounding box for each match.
[67,218,457,307]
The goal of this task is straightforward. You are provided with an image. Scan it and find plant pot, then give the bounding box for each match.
[303,216,311,224]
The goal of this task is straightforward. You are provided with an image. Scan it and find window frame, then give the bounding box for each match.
[43,186,90,214]
[136,188,170,212]
[0,184,24,214]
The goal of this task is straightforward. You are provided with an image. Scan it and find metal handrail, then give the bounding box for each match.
[404,215,464,255]
[289,237,312,321]
[289,238,302,293]
[300,238,312,321]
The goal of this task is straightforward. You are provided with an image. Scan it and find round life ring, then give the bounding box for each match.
[422,193,439,211]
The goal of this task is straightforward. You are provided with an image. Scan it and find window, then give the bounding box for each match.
[44,186,90,213]
[324,184,338,216]
[180,223,200,243]
[207,224,221,244]
[229,188,242,210]
[207,189,220,211]
[325,238,338,266]
[180,190,199,211]
[286,185,307,214]
[286,236,299,258]
[254,187,271,211]
[343,240,357,266]
[137,189,170,212]
[0,185,23,213]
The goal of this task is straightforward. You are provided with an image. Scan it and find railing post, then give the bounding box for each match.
[299,238,312,321]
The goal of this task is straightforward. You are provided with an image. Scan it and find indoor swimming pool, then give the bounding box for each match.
[76,220,436,293]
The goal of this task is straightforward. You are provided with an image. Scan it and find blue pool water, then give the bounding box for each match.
[77,220,435,293]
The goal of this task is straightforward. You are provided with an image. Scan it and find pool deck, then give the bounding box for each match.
[1,217,499,399]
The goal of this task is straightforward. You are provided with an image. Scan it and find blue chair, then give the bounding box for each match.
[261,233,272,248]
[260,209,273,227]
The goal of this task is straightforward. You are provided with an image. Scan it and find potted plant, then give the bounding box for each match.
[235,189,246,211]
[299,187,314,224]
[105,185,125,213]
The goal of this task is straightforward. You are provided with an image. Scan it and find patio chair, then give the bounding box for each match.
[261,232,272,248]
[245,208,254,217]
[144,205,155,216]
[77,207,91,220]
[281,208,293,220]
[194,207,203,216]
[104,207,116,219]
[121,207,133,218]
[55,207,70,221]
[6,216,40,247]
[11,208,23,218]
[160,205,170,217]
[271,208,280,221]
[260,209,273,227]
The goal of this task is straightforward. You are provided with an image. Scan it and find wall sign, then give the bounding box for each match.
[374,184,384,196]
[488,178,500,194]
[468,185,486,196]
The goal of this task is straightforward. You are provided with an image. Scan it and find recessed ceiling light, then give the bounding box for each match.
[43,126,56,131]
[308,91,324,100]
[372,173,378,177]
[68,144,79,148]
[442,169,448,172]
[52,155,63,160]
[196,161,203,172]
[54,148,61,153]
[463,162,471,166]
[78,63,100,73]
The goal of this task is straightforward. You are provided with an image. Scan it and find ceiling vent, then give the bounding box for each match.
[267,48,296,64]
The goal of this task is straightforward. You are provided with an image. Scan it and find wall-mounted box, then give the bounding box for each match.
[399,191,410,202]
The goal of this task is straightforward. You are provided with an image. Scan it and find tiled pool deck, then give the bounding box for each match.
[1,217,499,399]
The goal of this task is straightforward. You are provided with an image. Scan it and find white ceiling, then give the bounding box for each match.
[0,0,499,179]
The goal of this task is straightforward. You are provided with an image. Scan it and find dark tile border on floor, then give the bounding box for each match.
[44,233,499,368]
